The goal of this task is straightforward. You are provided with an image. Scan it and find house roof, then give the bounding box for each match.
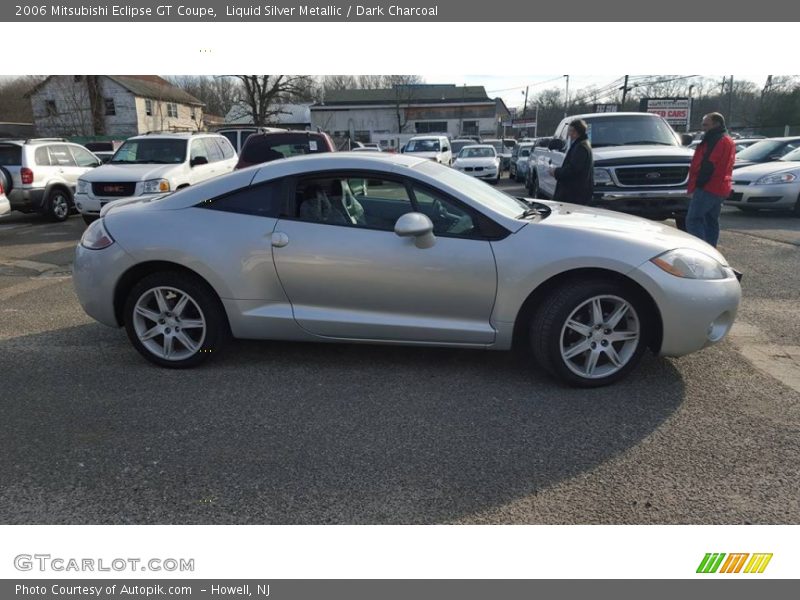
[25,75,204,106]
[315,85,494,107]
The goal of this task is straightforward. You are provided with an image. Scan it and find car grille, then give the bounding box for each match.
[464,167,485,172]
[613,165,689,187]
[92,182,136,197]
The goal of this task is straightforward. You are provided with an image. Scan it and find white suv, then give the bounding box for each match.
[75,132,238,224]
[401,135,453,165]
[0,138,102,221]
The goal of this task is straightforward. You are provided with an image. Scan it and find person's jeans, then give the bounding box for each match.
[686,188,725,247]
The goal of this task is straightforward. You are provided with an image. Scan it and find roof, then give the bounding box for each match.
[26,75,204,106]
[315,85,493,107]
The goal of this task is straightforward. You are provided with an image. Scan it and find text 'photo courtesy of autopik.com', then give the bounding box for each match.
[1,0,800,594]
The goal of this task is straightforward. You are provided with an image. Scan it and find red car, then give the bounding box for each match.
[234,130,336,170]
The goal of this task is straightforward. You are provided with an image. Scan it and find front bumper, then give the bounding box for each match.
[73,238,137,328]
[629,260,741,357]
[75,192,165,216]
[592,188,690,217]
[455,167,499,180]
[725,183,797,208]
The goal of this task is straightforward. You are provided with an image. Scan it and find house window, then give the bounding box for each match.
[104,98,116,116]
[145,99,153,116]
[415,121,448,134]
[46,100,57,117]
[167,103,178,118]
[462,120,479,135]
[190,106,196,120]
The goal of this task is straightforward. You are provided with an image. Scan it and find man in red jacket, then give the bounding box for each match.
[686,112,736,247]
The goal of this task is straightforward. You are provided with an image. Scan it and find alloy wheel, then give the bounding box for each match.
[132,286,207,361]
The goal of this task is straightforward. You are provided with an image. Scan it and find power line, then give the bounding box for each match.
[486,75,566,94]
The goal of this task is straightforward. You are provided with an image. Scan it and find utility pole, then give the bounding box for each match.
[620,75,630,108]
[564,75,569,118]
[522,86,529,117]
[728,75,734,125]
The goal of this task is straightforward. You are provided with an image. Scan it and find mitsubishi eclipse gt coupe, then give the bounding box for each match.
[73,153,741,387]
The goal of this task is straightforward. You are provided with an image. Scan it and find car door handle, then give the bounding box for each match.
[271,232,289,248]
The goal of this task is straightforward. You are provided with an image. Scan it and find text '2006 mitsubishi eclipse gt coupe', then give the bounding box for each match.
[73,153,741,387]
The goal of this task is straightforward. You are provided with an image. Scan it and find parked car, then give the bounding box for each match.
[734,137,800,168]
[452,144,500,184]
[74,132,237,225]
[689,138,764,154]
[73,153,741,387]
[482,139,513,171]
[93,151,115,164]
[450,139,479,157]
[401,135,453,165]
[525,137,553,193]
[216,126,286,154]
[234,129,335,170]
[0,137,102,221]
[509,142,535,182]
[0,178,10,217]
[349,146,382,152]
[726,146,800,214]
[83,141,123,153]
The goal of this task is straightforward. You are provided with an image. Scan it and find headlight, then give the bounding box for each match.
[80,219,115,250]
[651,249,728,280]
[754,171,797,185]
[77,179,89,194]
[142,179,170,194]
[594,168,613,185]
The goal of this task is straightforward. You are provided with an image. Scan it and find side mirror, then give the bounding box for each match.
[548,139,565,152]
[394,212,436,249]
[191,156,209,167]
[681,134,694,146]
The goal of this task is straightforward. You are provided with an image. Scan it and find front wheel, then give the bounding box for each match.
[45,189,71,222]
[530,280,650,387]
[123,271,230,368]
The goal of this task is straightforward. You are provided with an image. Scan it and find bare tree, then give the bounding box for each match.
[167,75,242,117]
[0,76,45,123]
[227,75,314,126]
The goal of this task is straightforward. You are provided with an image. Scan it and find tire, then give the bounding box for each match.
[123,271,230,368]
[530,279,650,387]
[82,214,98,226]
[528,174,541,198]
[44,188,71,222]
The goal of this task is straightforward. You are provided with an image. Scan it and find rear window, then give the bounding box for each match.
[241,133,329,165]
[0,144,22,166]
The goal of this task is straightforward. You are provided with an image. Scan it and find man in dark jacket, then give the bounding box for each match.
[686,112,736,247]
[548,119,594,204]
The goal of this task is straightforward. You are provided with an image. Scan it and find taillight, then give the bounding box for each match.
[0,182,4,194]
[21,167,34,185]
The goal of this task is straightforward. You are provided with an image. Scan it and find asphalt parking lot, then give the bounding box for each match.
[1,185,799,525]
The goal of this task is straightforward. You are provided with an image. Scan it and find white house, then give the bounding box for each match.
[28,75,205,137]
[310,84,511,145]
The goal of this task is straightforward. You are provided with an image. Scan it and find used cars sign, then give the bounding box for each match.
[640,97,691,128]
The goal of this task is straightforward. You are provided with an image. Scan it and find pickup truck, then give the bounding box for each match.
[525,112,694,220]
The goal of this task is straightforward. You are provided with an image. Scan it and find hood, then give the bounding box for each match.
[732,161,800,182]
[82,163,183,182]
[593,145,693,165]
[531,200,728,266]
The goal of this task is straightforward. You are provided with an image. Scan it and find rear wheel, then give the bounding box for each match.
[123,271,230,368]
[530,279,650,387]
[44,188,70,222]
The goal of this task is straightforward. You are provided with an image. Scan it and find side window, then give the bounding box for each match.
[411,185,480,239]
[35,146,51,166]
[48,145,77,167]
[70,146,99,167]
[200,181,283,218]
[220,131,238,149]
[216,137,235,159]
[294,174,412,231]
[190,139,207,161]
[781,143,798,156]
[202,138,223,162]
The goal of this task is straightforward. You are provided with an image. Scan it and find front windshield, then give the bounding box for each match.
[417,160,528,219]
[111,139,187,164]
[584,115,679,148]
[737,139,796,161]
[406,139,440,153]
[460,147,495,158]
[779,147,800,162]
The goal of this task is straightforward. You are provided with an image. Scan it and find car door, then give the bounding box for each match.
[188,138,214,184]
[68,145,101,178]
[540,123,568,197]
[47,144,82,191]
[271,171,498,345]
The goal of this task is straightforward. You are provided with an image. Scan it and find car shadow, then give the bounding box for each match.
[0,323,685,524]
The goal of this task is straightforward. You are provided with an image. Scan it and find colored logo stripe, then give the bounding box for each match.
[697,553,726,573]
[719,553,749,573]
[744,553,773,574]
[697,553,773,574]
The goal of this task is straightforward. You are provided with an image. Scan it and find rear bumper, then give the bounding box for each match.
[8,188,46,212]
[592,188,690,217]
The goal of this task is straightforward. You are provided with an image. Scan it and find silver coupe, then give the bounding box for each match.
[74,153,741,387]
